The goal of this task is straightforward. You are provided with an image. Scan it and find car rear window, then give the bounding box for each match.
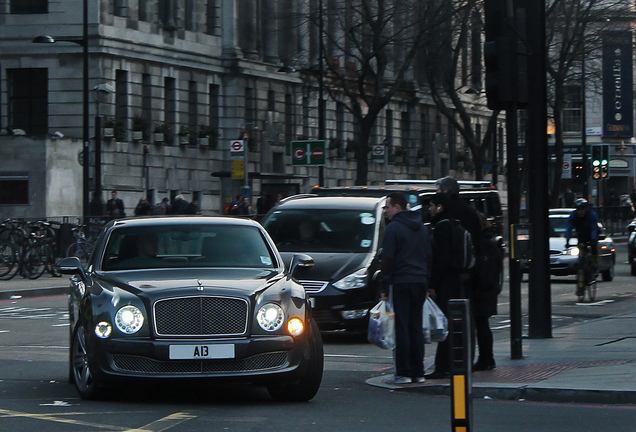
[101,224,276,270]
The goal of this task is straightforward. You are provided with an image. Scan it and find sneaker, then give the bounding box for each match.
[412,376,426,383]
[385,376,412,384]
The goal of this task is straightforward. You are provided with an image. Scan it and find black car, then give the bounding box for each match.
[261,196,386,334]
[57,216,323,401]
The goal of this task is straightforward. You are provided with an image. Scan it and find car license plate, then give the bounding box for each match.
[169,344,235,360]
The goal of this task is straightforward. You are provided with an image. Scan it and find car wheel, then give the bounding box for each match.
[602,263,614,281]
[267,320,324,402]
[71,324,106,400]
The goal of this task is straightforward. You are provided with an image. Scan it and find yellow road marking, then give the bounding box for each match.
[126,412,197,432]
[0,407,129,430]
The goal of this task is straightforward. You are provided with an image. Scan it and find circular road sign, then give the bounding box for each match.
[562,161,570,170]
[231,140,244,152]
[313,147,324,160]
[373,145,385,156]
[294,147,306,160]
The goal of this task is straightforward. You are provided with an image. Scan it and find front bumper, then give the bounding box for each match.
[87,334,307,383]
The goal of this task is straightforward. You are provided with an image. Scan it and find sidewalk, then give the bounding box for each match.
[0,273,69,300]
[367,312,636,404]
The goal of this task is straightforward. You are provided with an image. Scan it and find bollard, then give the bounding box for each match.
[449,299,472,432]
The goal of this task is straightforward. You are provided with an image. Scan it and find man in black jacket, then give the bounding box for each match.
[380,192,432,384]
[425,177,483,379]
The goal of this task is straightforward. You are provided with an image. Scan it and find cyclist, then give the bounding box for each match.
[565,198,599,279]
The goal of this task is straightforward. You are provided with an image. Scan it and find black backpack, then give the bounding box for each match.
[436,218,476,272]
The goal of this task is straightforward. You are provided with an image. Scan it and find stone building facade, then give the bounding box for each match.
[0,0,497,219]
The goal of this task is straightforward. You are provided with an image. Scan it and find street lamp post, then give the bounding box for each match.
[33,0,89,218]
[279,0,325,186]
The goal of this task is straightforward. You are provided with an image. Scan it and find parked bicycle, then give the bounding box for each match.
[0,219,59,280]
[66,224,93,267]
[576,242,597,302]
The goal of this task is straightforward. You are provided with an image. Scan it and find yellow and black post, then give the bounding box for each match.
[449,299,472,432]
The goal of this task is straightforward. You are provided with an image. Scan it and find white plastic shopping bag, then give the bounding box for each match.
[423,297,448,343]
[368,300,395,349]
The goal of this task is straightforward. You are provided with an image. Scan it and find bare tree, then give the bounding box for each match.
[304,0,462,185]
[545,0,626,207]
[417,0,500,181]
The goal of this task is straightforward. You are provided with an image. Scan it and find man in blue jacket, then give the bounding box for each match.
[381,192,432,384]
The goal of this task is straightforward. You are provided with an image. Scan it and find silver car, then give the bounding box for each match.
[522,210,616,281]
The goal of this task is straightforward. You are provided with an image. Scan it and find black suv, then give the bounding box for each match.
[312,182,506,288]
[261,196,386,333]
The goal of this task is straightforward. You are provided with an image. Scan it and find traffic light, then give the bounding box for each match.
[483,0,527,110]
[592,145,602,180]
[601,144,609,178]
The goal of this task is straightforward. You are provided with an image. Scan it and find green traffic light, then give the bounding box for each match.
[592,160,600,166]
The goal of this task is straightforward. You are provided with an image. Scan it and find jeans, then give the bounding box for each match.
[391,282,427,378]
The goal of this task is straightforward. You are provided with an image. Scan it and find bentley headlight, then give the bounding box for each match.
[257,303,284,331]
[333,268,368,290]
[563,247,579,256]
[115,305,144,334]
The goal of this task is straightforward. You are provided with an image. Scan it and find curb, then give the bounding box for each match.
[366,375,636,405]
[0,286,68,300]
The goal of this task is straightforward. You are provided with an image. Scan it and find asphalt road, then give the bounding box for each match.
[0,247,635,431]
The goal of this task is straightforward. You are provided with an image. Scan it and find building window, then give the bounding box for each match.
[160,0,177,30]
[245,87,256,132]
[206,0,220,35]
[114,0,128,17]
[0,173,29,205]
[185,0,196,31]
[164,77,176,144]
[142,74,152,130]
[563,85,582,133]
[139,0,150,22]
[10,0,47,14]
[7,68,48,135]
[115,70,128,140]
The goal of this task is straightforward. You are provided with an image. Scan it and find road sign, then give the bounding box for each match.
[371,145,385,161]
[291,140,326,166]
[230,140,245,155]
[231,159,244,180]
[562,154,572,179]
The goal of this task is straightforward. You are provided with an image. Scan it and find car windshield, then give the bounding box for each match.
[263,209,377,253]
[101,224,276,270]
[550,217,576,238]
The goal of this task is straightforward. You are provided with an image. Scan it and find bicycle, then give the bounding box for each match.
[576,242,597,302]
[66,225,93,267]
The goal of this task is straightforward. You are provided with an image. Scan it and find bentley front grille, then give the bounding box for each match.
[153,296,248,336]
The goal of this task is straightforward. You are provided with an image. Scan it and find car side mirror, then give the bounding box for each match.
[56,256,87,280]
[290,253,314,277]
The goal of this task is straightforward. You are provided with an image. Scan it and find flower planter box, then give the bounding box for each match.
[179,136,190,145]
[198,137,209,147]
[132,131,143,141]
[103,127,114,138]
[153,133,164,143]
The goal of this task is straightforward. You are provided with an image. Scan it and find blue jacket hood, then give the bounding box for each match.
[392,210,423,230]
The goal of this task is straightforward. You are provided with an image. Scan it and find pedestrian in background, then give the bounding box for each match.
[380,192,431,384]
[171,194,190,214]
[472,211,500,371]
[106,190,126,218]
[134,197,153,216]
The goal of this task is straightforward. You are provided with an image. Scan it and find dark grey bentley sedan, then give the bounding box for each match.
[57,216,322,401]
